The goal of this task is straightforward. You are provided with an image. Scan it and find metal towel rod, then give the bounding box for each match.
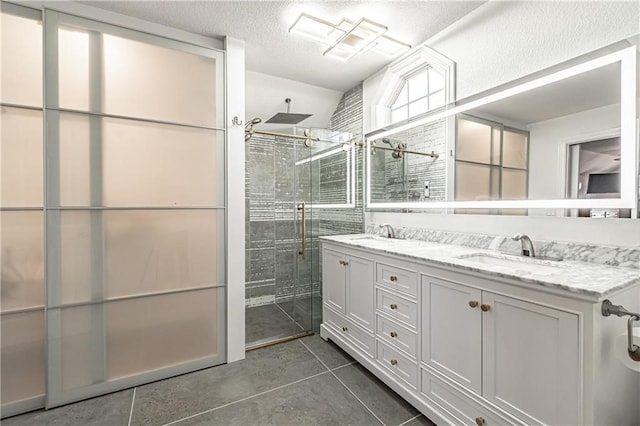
[602,299,640,362]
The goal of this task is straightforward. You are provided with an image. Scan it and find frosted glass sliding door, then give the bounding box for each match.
[44,10,226,408]
[0,3,46,417]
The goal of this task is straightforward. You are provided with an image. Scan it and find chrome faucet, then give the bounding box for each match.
[512,233,535,257]
[379,224,396,239]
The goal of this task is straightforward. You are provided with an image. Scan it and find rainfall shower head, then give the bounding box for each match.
[265,98,312,125]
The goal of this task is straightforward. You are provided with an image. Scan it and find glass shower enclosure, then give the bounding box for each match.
[245,129,357,349]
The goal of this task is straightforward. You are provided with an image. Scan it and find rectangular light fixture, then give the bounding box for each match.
[289,13,345,46]
[371,35,412,58]
[290,13,410,61]
[324,18,387,61]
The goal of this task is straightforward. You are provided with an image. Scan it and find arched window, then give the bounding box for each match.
[390,66,446,123]
[371,45,455,129]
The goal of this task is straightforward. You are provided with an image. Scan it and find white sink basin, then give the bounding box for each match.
[457,253,564,275]
[350,235,402,243]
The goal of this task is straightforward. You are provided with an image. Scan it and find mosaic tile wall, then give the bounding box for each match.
[370,119,447,202]
[245,84,365,309]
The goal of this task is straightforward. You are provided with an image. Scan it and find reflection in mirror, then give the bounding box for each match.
[566,136,629,217]
[369,119,445,203]
[365,44,637,215]
[454,114,529,215]
[292,128,357,207]
[467,61,620,203]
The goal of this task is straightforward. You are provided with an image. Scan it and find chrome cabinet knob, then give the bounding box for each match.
[390,303,398,310]
[390,331,398,338]
[390,275,398,282]
[342,326,348,332]
[390,359,398,366]
[475,416,485,426]
[481,304,491,312]
[469,300,479,308]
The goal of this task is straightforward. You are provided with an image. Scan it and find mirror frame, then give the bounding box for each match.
[365,45,637,211]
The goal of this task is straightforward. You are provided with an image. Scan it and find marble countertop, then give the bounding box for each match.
[321,234,640,300]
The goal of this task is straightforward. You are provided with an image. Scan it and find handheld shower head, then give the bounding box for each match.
[381,138,394,147]
[244,117,262,142]
[245,117,262,129]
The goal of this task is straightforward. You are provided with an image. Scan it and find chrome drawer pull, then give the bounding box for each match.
[390,359,398,366]
[390,303,398,310]
[390,331,398,338]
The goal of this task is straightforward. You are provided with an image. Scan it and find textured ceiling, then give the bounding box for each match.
[80,1,485,92]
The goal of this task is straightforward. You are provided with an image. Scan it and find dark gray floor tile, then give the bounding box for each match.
[300,334,354,369]
[3,388,133,426]
[176,372,382,426]
[401,414,437,426]
[130,339,326,425]
[333,363,420,426]
[278,295,321,331]
[246,303,303,346]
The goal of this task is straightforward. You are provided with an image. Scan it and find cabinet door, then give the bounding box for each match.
[422,276,482,394]
[322,249,346,314]
[482,293,580,426]
[345,255,374,331]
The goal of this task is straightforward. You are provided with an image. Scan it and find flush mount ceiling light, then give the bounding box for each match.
[289,13,411,61]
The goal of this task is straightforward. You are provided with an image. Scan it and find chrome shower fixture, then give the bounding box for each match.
[381,138,405,159]
[245,117,262,129]
[265,98,312,125]
[244,117,262,142]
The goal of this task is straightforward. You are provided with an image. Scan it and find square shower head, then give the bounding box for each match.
[265,112,313,125]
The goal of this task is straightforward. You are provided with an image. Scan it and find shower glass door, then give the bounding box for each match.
[245,130,356,348]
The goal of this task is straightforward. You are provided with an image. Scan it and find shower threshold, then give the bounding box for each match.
[245,331,314,352]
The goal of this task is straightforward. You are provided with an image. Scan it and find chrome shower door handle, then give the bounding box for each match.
[297,203,306,260]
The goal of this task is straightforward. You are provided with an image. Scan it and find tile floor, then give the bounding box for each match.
[245,303,305,347]
[245,296,322,348]
[4,336,436,426]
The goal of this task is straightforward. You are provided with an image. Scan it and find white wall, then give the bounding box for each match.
[245,71,343,131]
[423,1,639,101]
[364,1,640,247]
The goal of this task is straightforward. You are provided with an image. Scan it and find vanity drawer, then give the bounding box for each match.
[376,288,418,328]
[376,314,417,358]
[421,368,521,426]
[376,341,418,389]
[376,263,417,297]
[323,307,374,357]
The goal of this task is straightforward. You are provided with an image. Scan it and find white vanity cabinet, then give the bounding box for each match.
[375,262,420,389]
[322,246,375,356]
[320,239,640,426]
[421,275,580,425]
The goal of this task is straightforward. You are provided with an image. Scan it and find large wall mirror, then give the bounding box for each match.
[365,44,638,217]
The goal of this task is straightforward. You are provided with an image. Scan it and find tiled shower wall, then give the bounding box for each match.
[370,119,447,202]
[245,84,365,307]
